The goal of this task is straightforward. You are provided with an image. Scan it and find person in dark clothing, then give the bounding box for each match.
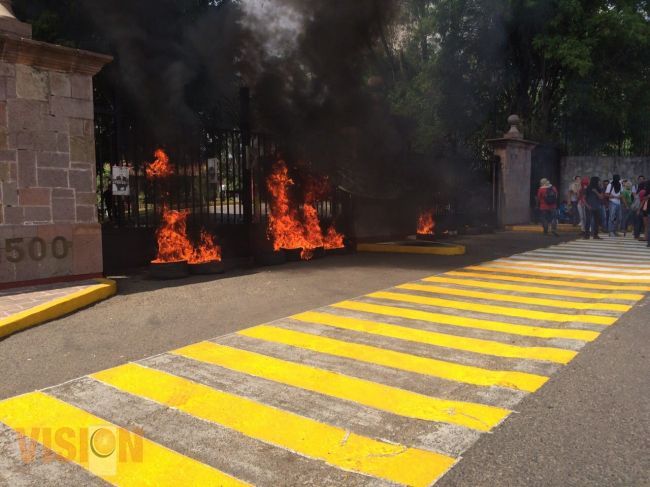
[584,176,603,239]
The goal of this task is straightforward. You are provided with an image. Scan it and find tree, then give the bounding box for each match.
[385,0,650,156]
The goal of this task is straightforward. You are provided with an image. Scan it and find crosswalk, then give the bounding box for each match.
[1,236,649,486]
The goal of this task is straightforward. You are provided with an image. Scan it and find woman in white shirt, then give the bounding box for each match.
[605,174,623,237]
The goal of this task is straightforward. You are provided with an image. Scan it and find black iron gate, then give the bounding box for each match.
[95,102,347,270]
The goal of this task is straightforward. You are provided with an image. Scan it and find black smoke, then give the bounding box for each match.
[236,0,405,196]
[22,0,406,195]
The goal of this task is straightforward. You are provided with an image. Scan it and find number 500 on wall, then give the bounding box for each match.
[2,237,71,263]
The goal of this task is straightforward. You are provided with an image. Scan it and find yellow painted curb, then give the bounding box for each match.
[0,278,117,340]
[505,224,579,234]
[357,242,466,256]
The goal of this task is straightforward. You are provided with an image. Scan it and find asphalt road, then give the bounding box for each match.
[1,230,648,485]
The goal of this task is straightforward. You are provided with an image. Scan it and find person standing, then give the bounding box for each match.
[584,176,603,239]
[621,181,635,236]
[605,175,623,237]
[537,178,559,237]
[600,179,610,233]
[568,176,581,226]
[577,176,589,236]
[634,181,650,247]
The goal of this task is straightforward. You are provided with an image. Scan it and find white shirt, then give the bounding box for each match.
[606,183,621,203]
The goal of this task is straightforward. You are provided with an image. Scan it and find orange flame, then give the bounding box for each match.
[189,230,222,264]
[266,161,345,260]
[323,224,345,249]
[152,209,193,263]
[417,210,435,235]
[146,149,173,180]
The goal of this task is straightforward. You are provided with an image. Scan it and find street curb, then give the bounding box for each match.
[506,224,580,234]
[357,242,466,255]
[0,278,117,340]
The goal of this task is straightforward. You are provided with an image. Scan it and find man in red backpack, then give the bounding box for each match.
[537,178,559,236]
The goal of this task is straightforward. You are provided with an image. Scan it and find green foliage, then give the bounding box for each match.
[383,0,650,156]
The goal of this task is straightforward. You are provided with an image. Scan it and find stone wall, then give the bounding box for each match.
[560,156,650,196]
[0,36,111,286]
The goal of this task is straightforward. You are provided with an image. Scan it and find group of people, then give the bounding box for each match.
[536,175,650,245]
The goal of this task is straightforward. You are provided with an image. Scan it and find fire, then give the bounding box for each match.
[190,229,222,264]
[146,149,173,180]
[152,209,193,263]
[323,225,345,249]
[417,210,435,235]
[266,161,345,260]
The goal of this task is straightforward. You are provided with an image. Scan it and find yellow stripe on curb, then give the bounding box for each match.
[332,301,600,342]
[466,265,650,283]
[365,291,617,326]
[173,342,510,432]
[447,271,650,292]
[92,363,456,487]
[397,283,631,312]
[240,325,549,392]
[292,311,577,364]
[356,242,466,255]
[0,391,247,486]
[0,279,117,340]
[423,276,644,301]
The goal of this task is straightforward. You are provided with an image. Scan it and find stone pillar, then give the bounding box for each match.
[0,7,112,286]
[487,115,538,227]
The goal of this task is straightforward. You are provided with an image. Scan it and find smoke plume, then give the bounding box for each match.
[83,0,403,195]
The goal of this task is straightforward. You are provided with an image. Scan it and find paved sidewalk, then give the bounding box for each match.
[0,279,116,339]
[0,282,99,318]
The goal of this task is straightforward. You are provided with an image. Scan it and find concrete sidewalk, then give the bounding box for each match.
[0,279,116,340]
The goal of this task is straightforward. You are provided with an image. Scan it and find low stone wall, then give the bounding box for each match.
[560,156,650,196]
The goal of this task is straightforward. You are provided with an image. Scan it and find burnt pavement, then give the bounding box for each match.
[1,232,649,486]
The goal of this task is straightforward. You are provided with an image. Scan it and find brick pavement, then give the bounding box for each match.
[0,281,98,318]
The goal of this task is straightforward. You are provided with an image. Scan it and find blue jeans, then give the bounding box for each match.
[608,203,622,233]
[622,208,634,233]
[585,208,601,237]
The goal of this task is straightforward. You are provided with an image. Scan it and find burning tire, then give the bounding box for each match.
[282,248,304,262]
[416,233,437,241]
[255,251,287,267]
[188,260,225,275]
[149,261,189,280]
[282,246,325,261]
[325,246,349,256]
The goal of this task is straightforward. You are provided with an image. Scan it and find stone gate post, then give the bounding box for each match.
[0,3,112,287]
[487,115,538,227]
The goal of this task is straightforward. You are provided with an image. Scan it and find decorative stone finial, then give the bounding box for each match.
[504,114,523,139]
[0,1,32,37]
[0,1,15,19]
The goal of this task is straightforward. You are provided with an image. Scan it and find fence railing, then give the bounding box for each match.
[95,122,343,231]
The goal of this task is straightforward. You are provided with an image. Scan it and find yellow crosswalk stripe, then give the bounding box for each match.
[365,291,617,326]
[240,325,549,392]
[448,270,650,292]
[292,311,577,364]
[424,276,644,301]
[332,301,600,342]
[0,392,248,487]
[398,283,631,312]
[173,342,510,432]
[92,363,455,487]
[466,265,650,283]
